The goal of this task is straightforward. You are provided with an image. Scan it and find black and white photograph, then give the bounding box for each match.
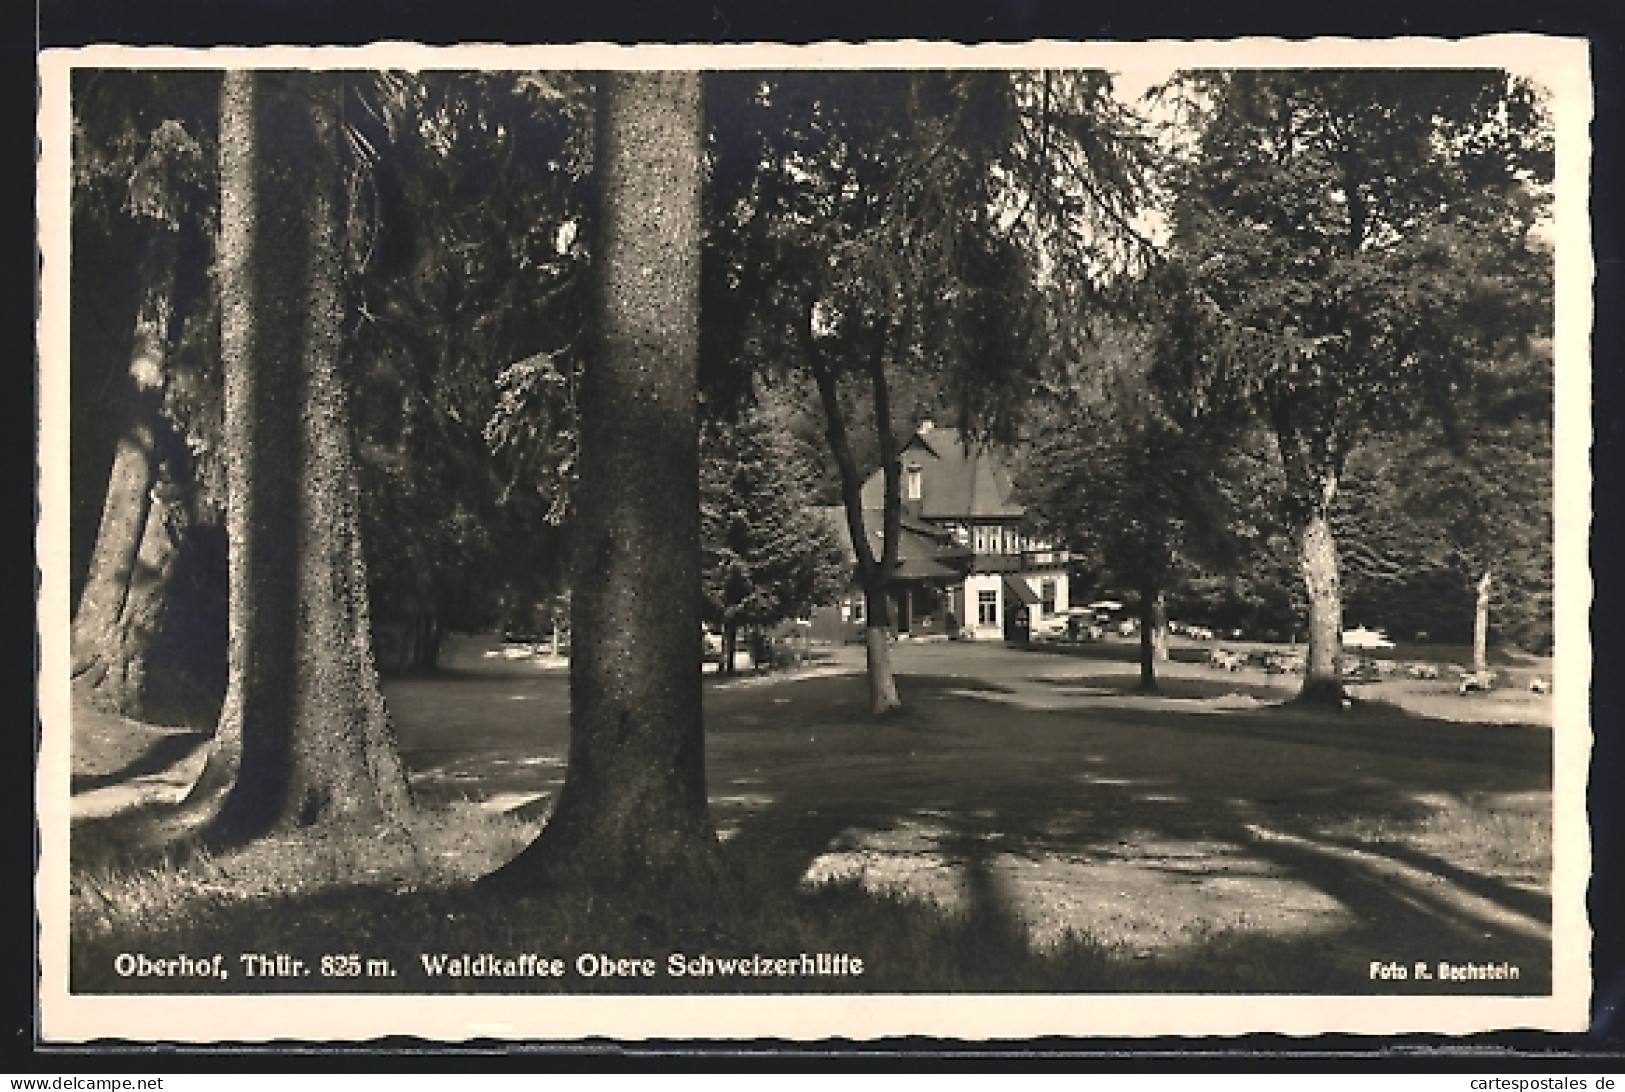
[34,38,1593,1041]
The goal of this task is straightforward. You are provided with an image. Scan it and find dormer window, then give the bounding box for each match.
[906,465,922,501]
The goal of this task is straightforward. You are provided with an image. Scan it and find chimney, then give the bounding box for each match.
[918,419,934,436]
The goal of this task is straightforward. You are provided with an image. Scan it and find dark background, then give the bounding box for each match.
[17,0,1625,1070]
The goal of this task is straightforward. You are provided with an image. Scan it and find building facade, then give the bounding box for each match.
[814,422,1070,643]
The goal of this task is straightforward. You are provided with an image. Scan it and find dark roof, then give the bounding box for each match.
[894,556,963,581]
[816,505,972,584]
[859,426,1025,520]
[1002,574,1040,606]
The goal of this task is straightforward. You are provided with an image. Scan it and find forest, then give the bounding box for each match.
[61,65,1557,972]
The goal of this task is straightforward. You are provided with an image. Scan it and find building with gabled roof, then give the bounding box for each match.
[813,422,1071,643]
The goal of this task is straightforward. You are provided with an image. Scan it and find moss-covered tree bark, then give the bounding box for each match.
[188,70,410,842]
[486,71,724,898]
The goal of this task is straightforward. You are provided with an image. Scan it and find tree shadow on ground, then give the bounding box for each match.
[1028,669,1291,701]
[1311,833,1551,924]
[70,731,210,795]
[70,794,218,875]
[706,669,1554,993]
[67,662,1555,995]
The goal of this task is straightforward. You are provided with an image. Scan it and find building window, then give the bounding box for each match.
[978,526,1023,555]
[1041,579,1057,615]
[851,596,865,623]
[906,465,922,501]
[975,525,1000,554]
[978,590,998,626]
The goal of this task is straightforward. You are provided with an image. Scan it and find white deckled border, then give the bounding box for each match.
[36,34,1594,1042]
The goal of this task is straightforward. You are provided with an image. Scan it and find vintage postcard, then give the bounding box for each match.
[36,36,1593,1042]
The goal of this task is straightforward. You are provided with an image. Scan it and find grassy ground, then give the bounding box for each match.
[66,638,1555,995]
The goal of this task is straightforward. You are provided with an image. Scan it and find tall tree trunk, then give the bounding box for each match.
[71,226,181,714]
[423,614,442,672]
[1271,410,1348,705]
[1136,576,1165,692]
[1153,593,1169,663]
[76,484,188,712]
[864,352,906,714]
[1473,569,1492,672]
[722,621,738,676]
[798,315,904,715]
[189,70,410,842]
[487,71,723,898]
[1296,503,1346,704]
[862,580,902,713]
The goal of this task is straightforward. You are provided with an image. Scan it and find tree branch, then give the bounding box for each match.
[797,303,879,585]
[870,330,902,576]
